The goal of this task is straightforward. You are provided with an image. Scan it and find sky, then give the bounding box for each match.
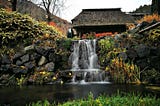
[60,0,151,22]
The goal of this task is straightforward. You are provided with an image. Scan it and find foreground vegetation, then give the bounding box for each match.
[29,92,160,106]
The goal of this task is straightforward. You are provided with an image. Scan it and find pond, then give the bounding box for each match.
[0,83,160,105]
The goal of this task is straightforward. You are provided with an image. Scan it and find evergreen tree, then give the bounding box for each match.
[151,0,160,15]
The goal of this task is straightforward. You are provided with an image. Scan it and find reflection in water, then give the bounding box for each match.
[0,84,159,105]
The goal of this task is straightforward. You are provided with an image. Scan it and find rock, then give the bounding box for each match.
[118,52,127,61]
[150,47,160,56]
[45,62,55,71]
[0,64,11,72]
[30,53,41,61]
[150,47,157,56]
[0,74,10,84]
[13,52,25,61]
[75,73,83,81]
[126,49,137,59]
[48,52,55,62]
[38,56,47,66]
[12,66,28,74]
[16,60,23,66]
[150,56,160,70]
[35,46,50,57]
[20,54,29,63]
[24,62,35,69]
[1,55,11,64]
[135,44,150,58]
[136,59,149,69]
[24,45,35,52]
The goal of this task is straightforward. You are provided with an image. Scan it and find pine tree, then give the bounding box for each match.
[151,0,160,15]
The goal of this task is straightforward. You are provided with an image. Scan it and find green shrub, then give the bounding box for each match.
[0,9,65,55]
[98,38,115,65]
[147,26,160,45]
[141,68,160,84]
[29,92,160,106]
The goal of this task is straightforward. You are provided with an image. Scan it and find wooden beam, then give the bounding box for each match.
[138,22,160,34]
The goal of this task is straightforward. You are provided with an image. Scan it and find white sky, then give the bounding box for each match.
[61,0,151,22]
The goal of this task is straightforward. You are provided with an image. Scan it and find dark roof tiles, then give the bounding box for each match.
[72,8,135,26]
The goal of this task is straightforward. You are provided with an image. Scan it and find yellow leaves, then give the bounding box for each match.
[108,57,140,83]
[44,33,50,38]
[20,66,26,69]
[105,67,109,72]
[53,76,57,80]
[39,71,46,75]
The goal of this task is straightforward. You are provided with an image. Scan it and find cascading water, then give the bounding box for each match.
[70,39,99,70]
[69,39,109,84]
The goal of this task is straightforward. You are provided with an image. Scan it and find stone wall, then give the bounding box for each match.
[0,39,72,85]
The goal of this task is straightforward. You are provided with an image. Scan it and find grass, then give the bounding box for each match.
[28,92,160,106]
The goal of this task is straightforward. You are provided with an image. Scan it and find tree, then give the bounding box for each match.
[33,0,66,23]
[151,0,160,15]
[8,0,17,11]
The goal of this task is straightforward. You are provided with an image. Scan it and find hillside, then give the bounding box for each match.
[132,4,151,13]
[0,0,71,35]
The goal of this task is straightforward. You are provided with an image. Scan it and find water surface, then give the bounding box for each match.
[0,84,159,105]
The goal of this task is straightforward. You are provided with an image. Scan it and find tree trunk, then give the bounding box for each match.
[158,0,160,15]
[47,10,52,24]
[11,0,17,11]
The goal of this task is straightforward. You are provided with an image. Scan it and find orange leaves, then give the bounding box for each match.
[49,21,56,26]
[95,32,113,37]
[48,21,65,35]
[137,14,160,23]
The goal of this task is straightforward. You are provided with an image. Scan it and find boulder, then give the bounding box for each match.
[150,47,160,56]
[24,62,35,69]
[150,56,160,70]
[118,52,127,61]
[30,53,41,61]
[48,52,55,62]
[1,55,11,64]
[135,44,150,58]
[35,46,47,56]
[126,49,138,59]
[38,56,47,66]
[24,45,35,52]
[13,52,25,61]
[20,54,30,63]
[45,62,55,71]
[12,66,28,74]
[16,60,23,66]
[0,64,11,72]
[136,59,149,69]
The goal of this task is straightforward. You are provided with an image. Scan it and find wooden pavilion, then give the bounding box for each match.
[71,8,135,37]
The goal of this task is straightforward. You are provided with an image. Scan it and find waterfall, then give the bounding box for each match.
[70,39,99,70]
[69,39,110,84]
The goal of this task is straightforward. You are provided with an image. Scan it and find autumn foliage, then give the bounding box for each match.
[95,32,113,37]
[48,21,65,35]
[137,14,160,23]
